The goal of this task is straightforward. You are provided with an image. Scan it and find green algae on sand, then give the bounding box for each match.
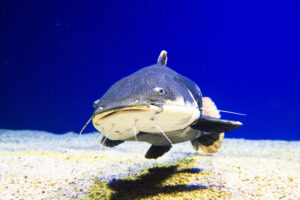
[82,155,231,200]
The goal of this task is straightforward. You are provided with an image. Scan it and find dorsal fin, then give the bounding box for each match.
[157,50,168,66]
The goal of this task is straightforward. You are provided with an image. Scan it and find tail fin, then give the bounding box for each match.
[192,97,224,153]
[202,97,221,118]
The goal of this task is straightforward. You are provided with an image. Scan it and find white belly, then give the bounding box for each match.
[92,103,200,140]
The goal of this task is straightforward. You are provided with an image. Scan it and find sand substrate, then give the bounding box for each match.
[0,130,299,199]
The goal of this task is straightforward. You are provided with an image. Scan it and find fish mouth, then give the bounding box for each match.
[93,100,165,120]
[93,104,155,121]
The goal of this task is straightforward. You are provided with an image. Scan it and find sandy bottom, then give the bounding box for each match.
[0,130,299,200]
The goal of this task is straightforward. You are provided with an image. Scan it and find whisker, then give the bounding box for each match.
[101,136,108,145]
[101,124,114,146]
[94,132,102,144]
[209,109,246,116]
[152,119,173,146]
[150,101,246,116]
[133,126,138,142]
[79,115,94,136]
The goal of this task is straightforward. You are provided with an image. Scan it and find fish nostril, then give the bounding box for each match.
[93,100,101,108]
[93,106,104,115]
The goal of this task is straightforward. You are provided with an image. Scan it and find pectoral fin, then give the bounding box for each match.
[145,145,172,159]
[100,136,124,147]
[191,115,242,133]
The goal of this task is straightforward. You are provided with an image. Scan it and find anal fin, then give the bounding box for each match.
[100,136,124,147]
[192,133,224,153]
[145,145,172,159]
[191,97,227,153]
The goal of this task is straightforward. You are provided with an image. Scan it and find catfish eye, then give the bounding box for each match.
[154,87,165,96]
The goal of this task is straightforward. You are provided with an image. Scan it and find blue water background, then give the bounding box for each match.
[0,1,299,140]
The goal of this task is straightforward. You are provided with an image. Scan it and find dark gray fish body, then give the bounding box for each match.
[91,51,242,159]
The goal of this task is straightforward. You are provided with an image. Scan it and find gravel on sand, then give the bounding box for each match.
[0,130,299,199]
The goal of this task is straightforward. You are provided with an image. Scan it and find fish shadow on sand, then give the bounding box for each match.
[107,164,208,200]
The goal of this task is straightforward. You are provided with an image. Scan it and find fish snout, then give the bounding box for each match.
[92,98,150,116]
